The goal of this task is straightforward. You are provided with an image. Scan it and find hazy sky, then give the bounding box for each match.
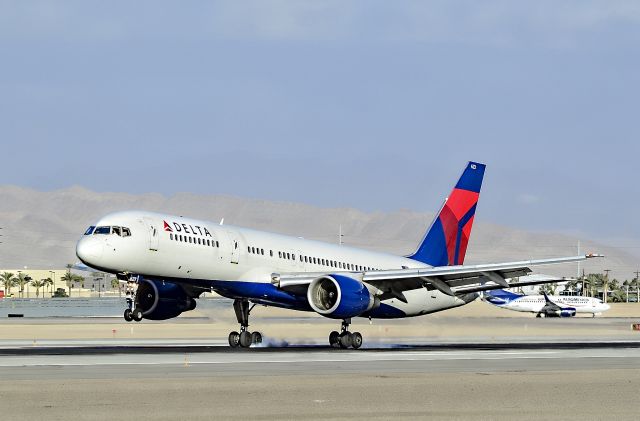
[1,1,639,252]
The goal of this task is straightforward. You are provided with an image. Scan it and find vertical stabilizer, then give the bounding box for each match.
[408,161,486,266]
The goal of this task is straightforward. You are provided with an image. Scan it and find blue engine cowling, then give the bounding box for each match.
[559,308,577,317]
[543,307,577,317]
[307,274,379,319]
[135,278,197,320]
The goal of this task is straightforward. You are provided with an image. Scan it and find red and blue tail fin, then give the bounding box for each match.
[408,161,486,267]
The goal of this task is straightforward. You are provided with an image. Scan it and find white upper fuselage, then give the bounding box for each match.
[76,211,475,317]
[494,295,609,315]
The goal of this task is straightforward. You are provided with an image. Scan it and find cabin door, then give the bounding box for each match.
[143,217,159,251]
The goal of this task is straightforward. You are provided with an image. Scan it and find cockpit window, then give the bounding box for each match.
[112,226,122,236]
[94,226,111,235]
[84,226,96,235]
[122,227,131,237]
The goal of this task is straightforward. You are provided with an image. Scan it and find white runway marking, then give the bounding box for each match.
[0,349,635,368]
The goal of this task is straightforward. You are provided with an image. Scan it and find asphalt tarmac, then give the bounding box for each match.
[2,301,639,420]
[1,342,639,420]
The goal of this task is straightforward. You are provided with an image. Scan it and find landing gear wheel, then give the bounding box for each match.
[239,331,253,348]
[329,331,340,348]
[123,309,133,322]
[132,308,143,322]
[339,332,352,349]
[228,331,240,348]
[251,332,262,345]
[350,332,363,349]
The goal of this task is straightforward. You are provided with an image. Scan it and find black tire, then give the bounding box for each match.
[239,331,253,348]
[350,332,363,349]
[251,332,262,344]
[329,331,340,347]
[339,332,352,349]
[123,309,133,322]
[228,331,240,348]
[132,308,143,322]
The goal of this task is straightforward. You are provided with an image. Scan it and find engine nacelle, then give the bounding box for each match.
[543,307,577,318]
[135,278,196,320]
[559,308,577,317]
[307,274,379,319]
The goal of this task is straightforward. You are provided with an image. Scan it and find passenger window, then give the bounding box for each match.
[261,249,264,255]
[84,226,95,235]
[216,241,220,247]
[278,251,282,258]
[170,233,174,240]
[270,250,273,257]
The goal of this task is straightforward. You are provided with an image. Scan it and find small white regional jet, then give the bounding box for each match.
[484,289,610,317]
[75,162,602,348]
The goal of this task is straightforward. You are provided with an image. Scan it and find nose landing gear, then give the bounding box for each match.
[329,318,362,349]
[228,299,262,348]
[123,279,143,322]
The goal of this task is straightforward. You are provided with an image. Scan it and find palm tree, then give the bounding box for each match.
[1,272,17,296]
[630,276,640,303]
[30,279,46,298]
[72,275,85,296]
[111,278,122,297]
[564,278,581,295]
[16,273,32,298]
[42,277,54,298]
[584,273,605,298]
[539,283,558,295]
[61,266,75,296]
[622,280,632,303]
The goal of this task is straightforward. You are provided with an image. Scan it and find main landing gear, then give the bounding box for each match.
[123,281,143,322]
[329,318,362,349]
[228,299,262,348]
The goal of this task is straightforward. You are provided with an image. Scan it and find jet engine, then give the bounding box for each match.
[541,307,577,318]
[135,278,196,320]
[307,274,379,319]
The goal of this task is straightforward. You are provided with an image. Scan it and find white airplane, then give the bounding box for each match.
[484,289,610,317]
[75,161,602,348]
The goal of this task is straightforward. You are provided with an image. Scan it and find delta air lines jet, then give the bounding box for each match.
[75,162,601,348]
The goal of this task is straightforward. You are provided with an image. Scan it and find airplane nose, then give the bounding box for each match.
[76,237,104,265]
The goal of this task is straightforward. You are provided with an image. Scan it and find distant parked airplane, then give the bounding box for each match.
[76,161,602,348]
[484,289,610,317]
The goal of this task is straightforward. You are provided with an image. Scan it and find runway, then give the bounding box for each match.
[3,306,640,419]
[1,342,639,420]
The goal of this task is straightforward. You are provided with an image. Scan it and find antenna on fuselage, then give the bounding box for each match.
[339,225,343,246]
[219,218,224,226]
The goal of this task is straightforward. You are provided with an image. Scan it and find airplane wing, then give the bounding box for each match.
[273,254,601,303]
[540,291,566,312]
